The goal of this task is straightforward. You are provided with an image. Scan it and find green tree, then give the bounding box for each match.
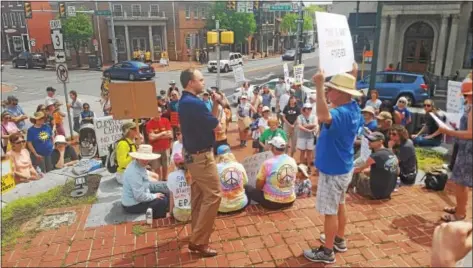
[61,11,93,67]
[206,2,256,45]
[280,5,326,34]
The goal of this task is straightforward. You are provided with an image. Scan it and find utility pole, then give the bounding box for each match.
[369,2,383,91]
[216,19,221,89]
[260,8,264,58]
[298,5,304,64]
[294,1,303,65]
[95,1,104,63]
[108,1,117,64]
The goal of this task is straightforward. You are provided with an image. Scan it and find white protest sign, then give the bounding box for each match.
[283,63,290,83]
[430,113,453,130]
[316,11,354,77]
[242,151,273,187]
[446,80,463,128]
[293,64,304,85]
[233,65,246,84]
[94,116,126,157]
[360,135,371,162]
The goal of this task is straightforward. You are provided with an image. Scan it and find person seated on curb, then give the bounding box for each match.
[245,136,297,210]
[121,144,169,219]
[295,164,312,198]
[116,122,142,185]
[388,125,417,185]
[412,99,444,147]
[376,111,393,148]
[350,132,399,200]
[6,132,40,183]
[361,106,378,132]
[51,135,78,170]
[166,153,191,222]
[259,117,288,151]
[215,145,249,214]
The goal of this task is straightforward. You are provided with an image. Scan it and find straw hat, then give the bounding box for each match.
[129,144,160,160]
[324,73,362,97]
[30,111,46,120]
[361,106,376,116]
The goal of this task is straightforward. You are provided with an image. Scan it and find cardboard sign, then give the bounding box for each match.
[446,81,464,128]
[283,63,290,83]
[1,159,15,193]
[109,82,159,120]
[242,151,273,187]
[293,64,305,85]
[94,116,126,157]
[233,65,246,84]
[316,11,354,77]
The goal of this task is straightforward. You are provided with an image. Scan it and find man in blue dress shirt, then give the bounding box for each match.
[179,68,223,257]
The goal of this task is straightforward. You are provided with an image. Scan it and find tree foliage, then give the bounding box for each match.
[206,2,256,44]
[61,10,93,66]
[280,5,326,34]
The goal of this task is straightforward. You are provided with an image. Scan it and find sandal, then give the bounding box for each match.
[443,207,456,214]
[441,213,466,222]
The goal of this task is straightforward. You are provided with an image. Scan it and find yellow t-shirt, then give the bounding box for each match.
[133,51,139,59]
[145,51,151,61]
[116,138,136,174]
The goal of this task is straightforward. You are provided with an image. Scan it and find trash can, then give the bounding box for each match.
[88,55,102,70]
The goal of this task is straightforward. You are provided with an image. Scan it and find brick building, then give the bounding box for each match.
[1,1,29,60]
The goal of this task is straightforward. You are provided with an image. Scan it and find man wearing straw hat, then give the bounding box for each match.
[304,64,362,264]
[121,144,169,219]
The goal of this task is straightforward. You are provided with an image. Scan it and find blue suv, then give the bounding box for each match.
[356,71,432,106]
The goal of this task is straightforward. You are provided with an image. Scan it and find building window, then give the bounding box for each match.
[131,4,141,17]
[201,7,206,19]
[185,5,191,19]
[116,35,126,53]
[464,15,473,68]
[193,6,199,19]
[113,4,123,16]
[17,12,24,27]
[2,13,8,27]
[150,4,159,17]
[10,13,17,27]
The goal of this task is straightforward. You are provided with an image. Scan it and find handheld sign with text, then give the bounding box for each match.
[316,12,355,77]
[233,65,246,84]
[293,64,305,85]
[1,159,15,194]
[94,116,126,157]
[242,151,273,187]
[109,82,159,120]
[446,81,464,128]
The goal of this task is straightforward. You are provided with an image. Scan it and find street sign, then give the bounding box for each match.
[269,4,293,11]
[56,63,69,83]
[95,10,111,16]
[51,29,64,50]
[30,39,36,47]
[68,6,76,17]
[55,51,66,63]
[292,2,300,12]
[49,20,62,30]
[295,19,304,23]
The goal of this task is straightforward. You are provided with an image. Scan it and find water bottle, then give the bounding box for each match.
[146,208,153,225]
[394,178,401,192]
[36,166,44,178]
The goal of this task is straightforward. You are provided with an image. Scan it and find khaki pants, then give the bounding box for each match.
[186,151,221,245]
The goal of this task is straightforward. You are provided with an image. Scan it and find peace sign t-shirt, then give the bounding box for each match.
[256,154,297,203]
[167,170,191,212]
[217,161,249,213]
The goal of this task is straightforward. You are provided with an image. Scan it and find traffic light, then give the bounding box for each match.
[207,31,218,45]
[226,1,236,11]
[253,0,260,11]
[59,2,66,18]
[24,2,32,19]
[221,31,234,44]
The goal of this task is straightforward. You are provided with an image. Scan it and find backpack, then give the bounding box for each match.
[421,169,448,191]
[106,138,135,173]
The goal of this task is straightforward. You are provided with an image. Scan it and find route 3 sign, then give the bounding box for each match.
[56,63,69,83]
[51,29,64,50]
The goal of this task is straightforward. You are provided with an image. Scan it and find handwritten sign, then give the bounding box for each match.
[316,11,354,77]
[94,116,126,157]
[446,81,464,128]
[293,64,305,86]
[283,63,290,83]
[233,65,246,84]
[242,151,273,187]
[1,159,15,193]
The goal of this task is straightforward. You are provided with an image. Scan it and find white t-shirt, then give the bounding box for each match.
[171,141,183,164]
[167,170,191,210]
[279,93,290,113]
[252,117,269,139]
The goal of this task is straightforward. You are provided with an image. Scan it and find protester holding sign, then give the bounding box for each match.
[304,65,362,264]
[437,78,472,222]
[7,132,39,183]
[167,153,191,222]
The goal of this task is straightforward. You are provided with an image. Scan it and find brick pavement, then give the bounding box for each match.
[2,123,472,268]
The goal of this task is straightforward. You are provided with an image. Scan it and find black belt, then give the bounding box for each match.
[188,147,212,155]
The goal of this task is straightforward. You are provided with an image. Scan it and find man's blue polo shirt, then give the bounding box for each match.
[179,91,219,154]
[315,100,362,175]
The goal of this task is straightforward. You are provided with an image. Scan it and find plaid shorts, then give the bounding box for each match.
[316,170,353,215]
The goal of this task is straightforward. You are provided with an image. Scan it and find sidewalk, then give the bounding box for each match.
[1,121,472,268]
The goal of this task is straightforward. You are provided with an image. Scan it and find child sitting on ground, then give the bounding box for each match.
[295,164,312,198]
[166,153,191,222]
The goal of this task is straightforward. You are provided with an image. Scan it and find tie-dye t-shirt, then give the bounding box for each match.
[256,154,297,203]
[217,161,249,213]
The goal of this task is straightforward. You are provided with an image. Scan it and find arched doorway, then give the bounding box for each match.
[402,22,434,73]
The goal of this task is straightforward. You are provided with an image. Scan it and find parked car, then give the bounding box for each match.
[12,51,47,69]
[356,71,432,106]
[103,61,155,81]
[207,52,243,73]
[282,50,296,61]
[231,77,316,107]
[301,45,315,53]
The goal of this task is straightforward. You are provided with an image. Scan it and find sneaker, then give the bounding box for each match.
[319,234,347,252]
[303,246,335,264]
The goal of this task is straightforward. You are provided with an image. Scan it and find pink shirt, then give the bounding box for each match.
[7,149,34,178]
[1,122,20,135]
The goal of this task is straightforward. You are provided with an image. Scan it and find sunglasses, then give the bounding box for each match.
[398,101,406,104]
[14,140,26,144]
[424,104,432,107]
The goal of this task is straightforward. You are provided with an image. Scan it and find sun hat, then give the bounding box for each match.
[461,78,472,96]
[169,80,176,85]
[298,164,310,178]
[361,106,376,116]
[366,132,385,142]
[302,102,312,109]
[262,106,270,112]
[268,136,286,149]
[129,144,160,160]
[324,73,362,97]
[173,153,185,165]
[377,111,392,120]
[54,135,67,144]
[216,144,231,155]
[30,111,46,120]
[397,96,408,104]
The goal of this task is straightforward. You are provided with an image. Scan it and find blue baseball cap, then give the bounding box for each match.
[216,145,231,155]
